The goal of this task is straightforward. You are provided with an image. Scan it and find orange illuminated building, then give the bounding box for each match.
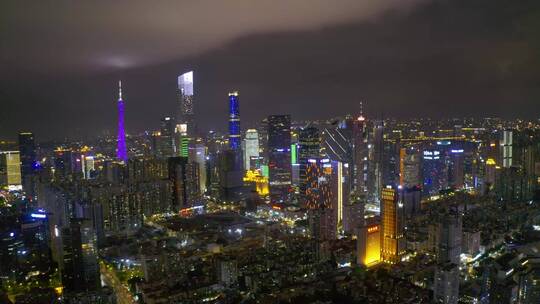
[357,217,381,267]
[380,186,405,264]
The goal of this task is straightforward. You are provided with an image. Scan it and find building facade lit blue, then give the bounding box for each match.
[421,149,448,197]
[228,92,241,150]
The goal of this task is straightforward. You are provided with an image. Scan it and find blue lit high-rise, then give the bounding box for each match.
[228,91,241,150]
[422,149,448,197]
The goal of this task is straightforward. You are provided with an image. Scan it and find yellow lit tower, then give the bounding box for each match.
[380,185,405,264]
[356,216,381,267]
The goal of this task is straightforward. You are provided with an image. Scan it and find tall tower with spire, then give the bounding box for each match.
[116,81,128,162]
[228,91,241,150]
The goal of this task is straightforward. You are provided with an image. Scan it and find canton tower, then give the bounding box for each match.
[116,81,128,162]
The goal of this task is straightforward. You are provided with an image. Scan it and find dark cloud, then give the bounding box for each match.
[1,0,423,73]
[1,0,540,141]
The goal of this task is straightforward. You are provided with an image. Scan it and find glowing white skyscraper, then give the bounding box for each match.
[177,71,195,136]
[243,129,259,170]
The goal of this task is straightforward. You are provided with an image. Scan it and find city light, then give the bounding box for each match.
[2,6,539,302]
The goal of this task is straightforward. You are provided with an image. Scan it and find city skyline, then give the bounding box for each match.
[3,2,540,304]
[2,0,540,141]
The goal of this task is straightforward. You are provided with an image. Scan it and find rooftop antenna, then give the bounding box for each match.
[357,101,366,121]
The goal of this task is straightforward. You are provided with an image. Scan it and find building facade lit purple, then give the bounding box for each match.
[116,81,128,162]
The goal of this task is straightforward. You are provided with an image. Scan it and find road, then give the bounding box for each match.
[100,262,137,304]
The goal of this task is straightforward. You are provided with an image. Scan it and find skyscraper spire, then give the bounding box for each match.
[358,101,365,121]
[116,80,128,162]
[118,80,122,100]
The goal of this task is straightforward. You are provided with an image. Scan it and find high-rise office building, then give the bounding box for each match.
[309,208,337,256]
[298,126,320,195]
[352,114,369,195]
[177,71,195,137]
[357,216,381,267]
[218,150,244,201]
[422,149,448,197]
[400,186,422,218]
[433,263,460,304]
[61,218,100,293]
[305,159,333,210]
[258,118,269,166]
[53,148,74,180]
[305,158,348,234]
[380,186,405,264]
[243,129,259,170]
[431,210,462,304]
[18,132,36,195]
[116,81,128,162]
[168,157,201,211]
[343,192,365,234]
[159,116,176,157]
[370,120,384,202]
[189,141,207,194]
[448,148,465,189]
[517,259,540,304]
[501,129,513,168]
[21,211,51,272]
[228,91,241,151]
[399,146,421,187]
[0,151,22,190]
[436,212,462,265]
[81,155,95,180]
[322,125,352,164]
[267,115,292,203]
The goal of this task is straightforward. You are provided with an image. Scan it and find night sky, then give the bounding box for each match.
[1,0,540,141]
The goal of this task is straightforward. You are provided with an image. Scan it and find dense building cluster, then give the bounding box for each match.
[1,71,540,303]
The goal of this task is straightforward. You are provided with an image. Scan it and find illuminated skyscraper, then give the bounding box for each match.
[381,186,405,264]
[0,151,22,190]
[177,71,195,137]
[305,158,348,234]
[189,141,207,194]
[228,92,241,150]
[267,115,292,203]
[305,159,332,210]
[357,217,381,267]
[399,146,421,187]
[352,112,369,195]
[298,126,320,194]
[168,157,201,211]
[158,116,176,157]
[448,148,465,188]
[243,129,259,170]
[18,132,37,197]
[501,129,513,168]
[116,81,128,162]
[18,132,36,179]
[81,156,95,179]
[422,149,448,197]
